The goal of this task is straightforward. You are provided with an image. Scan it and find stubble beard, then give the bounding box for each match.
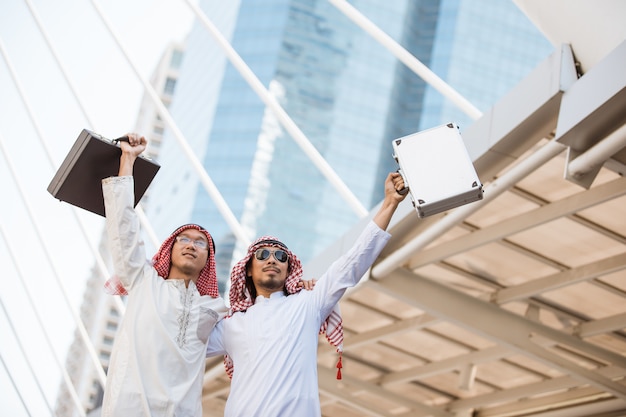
[258,275,285,293]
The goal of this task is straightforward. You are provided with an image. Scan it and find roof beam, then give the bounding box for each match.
[494,252,626,303]
[318,367,453,417]
[344,314,440,350]
[370,268,626,399]
[450,365,625,411]
[576,312,626,337]
[381,345,512,386]
[406,177,626,270]
[480,397,626,417]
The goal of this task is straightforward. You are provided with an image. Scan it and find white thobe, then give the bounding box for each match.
[102,176,227,417]
[207,221,390,417]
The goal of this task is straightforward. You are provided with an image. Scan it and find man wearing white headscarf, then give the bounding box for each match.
[206,172,406,417]
[101,133,227,417]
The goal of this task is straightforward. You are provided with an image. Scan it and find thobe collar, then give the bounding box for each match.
[255,291,286,303]
[169,279,199,292]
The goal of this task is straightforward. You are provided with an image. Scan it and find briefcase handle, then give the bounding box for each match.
[112,135,130,143]
[395,169,410,196]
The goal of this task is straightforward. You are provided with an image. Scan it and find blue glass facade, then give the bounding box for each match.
[147,0,552,290]
[420,0,554,130]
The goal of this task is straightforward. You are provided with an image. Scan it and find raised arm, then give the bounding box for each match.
[103,133,149,291]
[311,172,407,320]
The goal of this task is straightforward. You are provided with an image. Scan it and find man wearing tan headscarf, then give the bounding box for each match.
[207,172,407,417]
[101,133,227,417]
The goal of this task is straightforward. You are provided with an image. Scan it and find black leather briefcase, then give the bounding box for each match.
[47,129,160,217]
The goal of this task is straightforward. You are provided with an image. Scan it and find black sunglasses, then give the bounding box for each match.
[254,248,289,263]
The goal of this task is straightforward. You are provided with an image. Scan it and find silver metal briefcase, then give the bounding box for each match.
[392,122,483,218]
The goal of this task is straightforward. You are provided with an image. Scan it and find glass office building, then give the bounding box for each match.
[147,0,552,290]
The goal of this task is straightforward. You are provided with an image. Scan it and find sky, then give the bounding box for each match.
[0,0,195,414]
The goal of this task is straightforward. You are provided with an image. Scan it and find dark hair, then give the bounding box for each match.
[254,238,288,250]
[245,271,257,301]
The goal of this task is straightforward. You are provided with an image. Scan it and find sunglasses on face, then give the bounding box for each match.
[254,248,289,263]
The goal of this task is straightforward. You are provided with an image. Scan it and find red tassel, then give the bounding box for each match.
[336,353,343,380]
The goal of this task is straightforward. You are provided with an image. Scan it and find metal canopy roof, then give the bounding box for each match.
[201,13,626,417]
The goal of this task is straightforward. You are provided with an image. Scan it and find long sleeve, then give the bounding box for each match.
[311,220,391,323]
[102,175,149,291]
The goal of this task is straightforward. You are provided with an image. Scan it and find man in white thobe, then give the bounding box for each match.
[207,172,406,417]
[101,133,227,417]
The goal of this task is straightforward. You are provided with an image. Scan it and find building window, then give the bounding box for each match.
[170,49,183,69]
[164,77,177,95]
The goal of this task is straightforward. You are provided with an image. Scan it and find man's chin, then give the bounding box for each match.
[180,263,203,276]
[259,278,285,292]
